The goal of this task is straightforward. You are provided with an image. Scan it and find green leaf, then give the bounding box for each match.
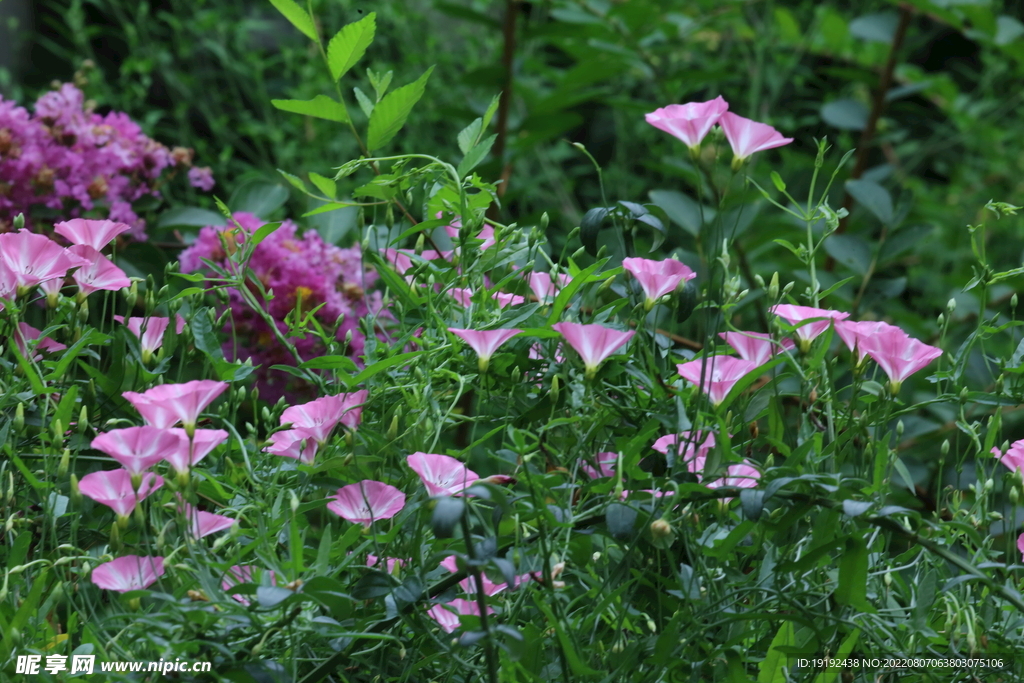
[457,119,483,155]
[191,308,224,362]
[482,93,501,131]
[229,179,290,218]
[353,86,375,118]
[757,620,795,683]
[252,221,283,247]
[458,133,497,178]
[548,259,608,324]
[302,201,356,217]
[308,172,337,200]
[579,207,609,257]
[812,629,860,683]
[823,234,872,275]
[43,329,100,382]
[846,178,894,225]
[300,355,359,372]
[11,342,45,395]
[770,171,786,192]
[821,99,868,131]
[366,66,435,152]
[157,206,227,229]
[836,537,871,611]
[267,0,318,41]
[431,497,465,538]
[347,351,424,388]
[326,13,376,81]
[272,95,349,123]
[605,503,637,540]
[278,169,308,193]
[648,189,712,237]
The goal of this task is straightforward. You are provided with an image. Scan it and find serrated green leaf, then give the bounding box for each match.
[272,96,349,123]
[308,172,337,200]
[366,66,434,151]
[326,12,375,81]
[278,170,308,193]
[268,0,318,41]
[353,87,375,118]
[458,133,497,178]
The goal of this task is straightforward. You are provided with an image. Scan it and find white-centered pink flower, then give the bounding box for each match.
[327,480,406,525]
[68,244,131,296]
[180,502,235,539]
[527,271,570,304]
[449,328,522,372]
[280,390,367,445]
[645,97,729,151]
[54,218,132,251]
[91,427,187,477]
[115,314,187,363]
[407,452,480,496]
[834,320,895,365]
[14,322,66,360]
[0,229,88,295]
[164,428,228,473]
[123,380,228,434]
[994,441,1024,473]
[439,555,511,596]
[91,555,164,592]
[445,222,495,250]
[719,331,793,366]
[622,257,696,310]
[264,429,319,465]
[770,304,850,351]
[78,469,163,520]
[553,322,635,379]
[1019,533,1024,563]
[719,112,793,166]
[706,460,761,498]
[676,356,759,407]
[579,452,617,480]
[859,326,942,394]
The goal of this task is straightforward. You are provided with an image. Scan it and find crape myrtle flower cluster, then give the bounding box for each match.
[179,212,387,402]
[0,83,213,237]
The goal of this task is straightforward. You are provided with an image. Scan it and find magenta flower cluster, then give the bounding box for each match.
[0,83,213,238]
[179,212,385,401]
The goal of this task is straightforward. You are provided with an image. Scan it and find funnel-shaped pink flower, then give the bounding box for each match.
[677,356,759,407]
[720,112,793,164]
[579,452,617,480]
[706,460,761,491]
[164,428,228,473]
[653,431,716,476]
[180,502,235,538]
[91,555,164,592]
[994,440,1024,473]
[327,480,406,525]
[264,429,318,465]
[859,327,942,394]
[719,331,793,366]
[623,257,696,309]
[368,555,408,575]
[527,271,570,303]
[115,314,187,362]
[0,229,87,294]
[1019,533,1024,563]
[770,305,849,350]
[493,291,525,309]
[645,97,729,150]
[222,565,277,605]
[439,555,510,595]
[427,598,495,633]
[445,223,496,250]
[449,328,522,372]
[79,469,163,519]
[448,287,474,307]
[553,322,635,378]
[407,452,479,496]
[68,245,131,295]
[123,380,228,433]
[834,320,894,364]
[92,427,187,476]
[14,323,66,360]
[54,218,131,251]
[281,390,367,445]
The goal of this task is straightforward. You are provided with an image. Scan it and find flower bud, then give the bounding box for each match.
[289,489,300,514]
[896,420,904,439]
[414,233,426,255]
[1013,294,1019,311]
[937,313,944,327]
[572,247,587,262]
[781,281,794,297]
[51,418,63,443]
[58,449,70,479]
[539,212,549,230]
[550,375,560,402]
[650,519,672,538]
[941,439,950,457]
[753,274,765,289]
[768,272,779,300]
[14,403,24,433]
[947,298,957,314]
[13,213,25,230]
[884,571,892,588]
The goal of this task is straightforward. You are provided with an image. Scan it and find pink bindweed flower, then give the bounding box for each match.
[993,441,1024,473]
[78,469,163,521]
[445,222,495,250]
[719,331,793,366]
[493,291,525,309]
[91,427,187,478]
[407,452,480,496]
[439,555,511,595]
[834,320,895,367]
[163,428,228,474]
[0,229,88,296]
[553,322,635,379]
[327,480,406,525]
[426,598,495,633]
[653,431,717,477]
[579,452,617,480]
[222,565,277,605]
[449,328,522,372]
[180,502,235,539]
[115,314,187,364]
[68,245,131,296]
[91,555,164,592]
[367,555,407,575]
[14,323,66,360]
[281,390,367,446]
[1019,533,1024,563]
[719,112,794,168]
[677,356,759,407]
[706,460,761,492]
[123,380,228,435]
[859,327,943,394]
[264,429,318,465]
[527,271,570,304]
[769,305,850,352]
[448,287,474,307]
[622,257,696,310]
[53,218,132,251]
[645,97,729,152]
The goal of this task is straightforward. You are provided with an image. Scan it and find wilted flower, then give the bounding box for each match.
[91,555,164,592]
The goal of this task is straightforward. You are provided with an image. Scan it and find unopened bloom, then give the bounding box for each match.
[54,218,131,251]
[91,555,164,592]
[622,257,696,310]
[719,331,793,366]
[859,327,943,394]
[449,328,521,372]
[719,112,793,167]
[553,322,635,379]
[407,452,479,496]
[123,380,228,435]
[327,480,406,525]
[769,304,849,351]
[91,427,186,478]
[115,314,187,364]
[78,469,163,521]
[676,356,759,407]
[645,97,729,152]
[994,440,1024,473]
[280,390,367,446]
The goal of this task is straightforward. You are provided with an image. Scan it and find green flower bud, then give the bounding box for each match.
[13,213,25,230]
[947,298,957,314]
[539,212,549,230]
[14,403,24,433]
[58,449,70,479]
[768,272,779,300]
[550,375,560,402]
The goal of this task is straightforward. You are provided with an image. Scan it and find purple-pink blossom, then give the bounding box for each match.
[407,452,479,496]
[0,229,87,295]
[91,555,164,592]
[676,356,759,407]
[553,322,635,379]
[645,97,729,151]
[994,441,1024,473]
[719,112,794,166]
[579,452,617,480]
[449,328,522,372]
[115,314,187,364]
[426,598,495,633]
[78,469,163,520]
[327,480,406,525]
[68,244,131,296]
[53,218,131,251]
[770,304,850,351]
[281,390,367,446]
[859,326,943,394]
[122,380,228,434]
[622,257,696,310]
[719,331,793,366]
[91,427,186,477]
